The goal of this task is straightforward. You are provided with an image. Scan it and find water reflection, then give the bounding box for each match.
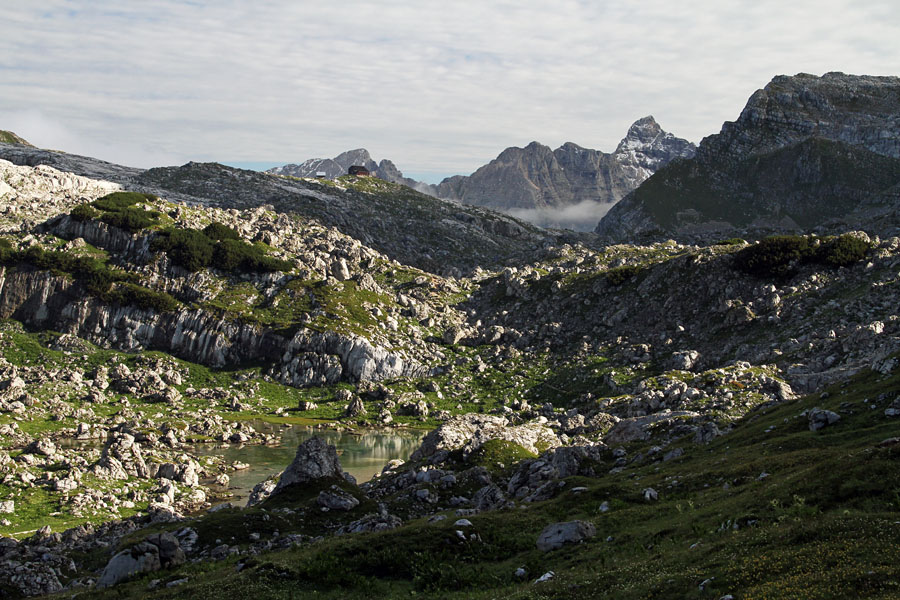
[196,422,424,503]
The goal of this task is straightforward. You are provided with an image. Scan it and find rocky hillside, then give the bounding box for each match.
[598,72,900,241]
[0,143,553,277]
[434,116,695,229]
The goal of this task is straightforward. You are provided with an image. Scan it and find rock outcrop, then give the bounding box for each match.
[272,437,355,495]
[410,414,560,461]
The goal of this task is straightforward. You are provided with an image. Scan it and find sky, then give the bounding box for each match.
[1,1,898,183]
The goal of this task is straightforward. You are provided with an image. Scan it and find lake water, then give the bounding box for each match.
[195,422,424,503]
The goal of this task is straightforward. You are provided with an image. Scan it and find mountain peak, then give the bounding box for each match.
[333,148,374,166]
[624,116,662,140]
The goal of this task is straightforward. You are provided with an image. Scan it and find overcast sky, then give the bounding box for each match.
[1,1,898,182]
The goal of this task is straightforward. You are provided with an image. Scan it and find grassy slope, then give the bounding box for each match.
[70,362,900,600]
[0,130,32,146]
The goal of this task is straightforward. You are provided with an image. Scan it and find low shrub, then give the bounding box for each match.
[202,222,241,241]
[715,237,746,246]
[0,245,176,311]
[153,226,291,273]
[92,191,157,212]
[151,228,215,271]
[70,203,99,222]
[606,264,643,286]
[104,282,179,312]
[735,233,870,277]
[816,234,870,267]
[733,235,813,277]
[99,206,161,233]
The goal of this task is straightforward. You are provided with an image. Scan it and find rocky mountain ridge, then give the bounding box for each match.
[597,72,900,241]
[435,116,695,213]
[269,117,695,231]
[268,149,433,195]
[0,143,553,277]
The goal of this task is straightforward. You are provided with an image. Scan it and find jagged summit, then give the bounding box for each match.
[597,72,900,241]
[433,117,695,229]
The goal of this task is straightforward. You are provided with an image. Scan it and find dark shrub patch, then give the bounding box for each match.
[91,191,162,233]
[606,264,643,286]
[99,206,161,233]
[0,245,176,311]
[733,235,813,277]
[815,234,870,267]
[70,203,99,222]
[151,228,215,271]
[92,191,157,212]
[715,237,746,246]
[104,282,179,312]
[153,226,291,273]
[735,234,870,278]
[202,222,241,241]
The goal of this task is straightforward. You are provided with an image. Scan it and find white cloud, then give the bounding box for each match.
[1,1,898,177]
[506,200,615,232]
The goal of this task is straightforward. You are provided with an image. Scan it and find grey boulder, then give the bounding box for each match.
[536,520,596,552]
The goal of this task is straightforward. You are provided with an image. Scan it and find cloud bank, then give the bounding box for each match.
[1,1,898,175]
[506,200,615,232]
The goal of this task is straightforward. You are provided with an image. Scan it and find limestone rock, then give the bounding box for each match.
[273,437,355,495]
[410,414,560,461]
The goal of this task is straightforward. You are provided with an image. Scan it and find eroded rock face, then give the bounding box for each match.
[410,414,560,461]
[272,437,355,495]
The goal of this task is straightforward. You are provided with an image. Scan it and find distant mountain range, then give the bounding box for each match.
[596,72,900,241]
[268,149,434,195]
[268,116,696,231]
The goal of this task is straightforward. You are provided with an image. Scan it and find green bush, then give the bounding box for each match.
[92,191,157,212]
[202,222,241,241]
[735,234,870,277]
[733,235,813,277]
[606,264,643,286]
[151,228,214,271]
[211,238,250,272]
[715,237,746,246]
[153,226,291,273]
[104,282,179,312]
[70,203,99,222]
[816,234,870,267]
[99,206,161,233]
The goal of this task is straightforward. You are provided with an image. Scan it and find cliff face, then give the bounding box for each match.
[434,116,695,214]
[597,73,900,241]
